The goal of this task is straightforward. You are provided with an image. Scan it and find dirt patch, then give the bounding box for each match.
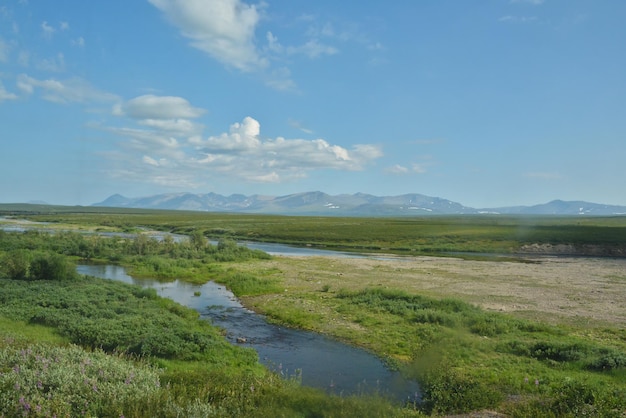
[248,254,626,328]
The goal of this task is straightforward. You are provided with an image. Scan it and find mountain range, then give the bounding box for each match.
[92,192,626,216]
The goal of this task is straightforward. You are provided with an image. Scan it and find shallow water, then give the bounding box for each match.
[76,264,420,403]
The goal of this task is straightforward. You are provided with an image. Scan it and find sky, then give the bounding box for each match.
[1,0,625,208]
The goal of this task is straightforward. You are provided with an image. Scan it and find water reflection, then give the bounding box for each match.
[76,264,420,403]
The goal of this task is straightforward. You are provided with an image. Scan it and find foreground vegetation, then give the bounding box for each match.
[1,207,626,416]
[0,230,416,417]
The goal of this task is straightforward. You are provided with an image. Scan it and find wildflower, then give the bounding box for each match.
[535,379,539,386]
[524,377,529,384]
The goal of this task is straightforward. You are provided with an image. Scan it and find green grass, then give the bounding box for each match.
[4,205,625,256]
[3,207,626,415]
[243,285,626,416]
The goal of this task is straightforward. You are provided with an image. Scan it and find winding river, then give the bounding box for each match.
[2,218,420,400]
[76,264,420,403]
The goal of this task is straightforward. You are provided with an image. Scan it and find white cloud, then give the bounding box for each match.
[264,67,297,92]
[0,81,18,101]
[386,163,427,175]
[286,39,338,59]
[41,21,55,39]
[38,52,65,72]
[386,164,409,175]
[138,118,204,136]
[193,117,381,175]
[143,155,160,166]
[116,94,206,119]
[102,116,383,188]
[16,74,119,103]
[288,119,314,134]
[148,0,267,72]
[60,21,69,31]
[72,37,85,48]
[267,32,337,59]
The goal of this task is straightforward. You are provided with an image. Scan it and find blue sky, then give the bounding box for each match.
[1,0,625,208]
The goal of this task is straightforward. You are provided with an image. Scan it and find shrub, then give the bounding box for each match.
[0,343,161,417]
[529,342,588,362]
[468,315,510,337]
[419,367,503,415]
[549,378,626,417]
[29,252,78,281]
[0,249,31,280]
[587,349,626,371]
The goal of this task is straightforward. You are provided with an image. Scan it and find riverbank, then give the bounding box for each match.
[237,254,626,330]
[223,254,626,415]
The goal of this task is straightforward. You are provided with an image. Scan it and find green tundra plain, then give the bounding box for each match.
[1,204,625,417]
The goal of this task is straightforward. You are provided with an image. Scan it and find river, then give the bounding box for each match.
[76,264,420,403]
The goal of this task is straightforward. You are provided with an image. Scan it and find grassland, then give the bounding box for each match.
[1,205,626,416]
[3,203,626,256]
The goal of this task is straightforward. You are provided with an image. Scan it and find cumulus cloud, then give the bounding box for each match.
[148,0,267,72]
[112,94,206,137]
[103,116,383,188]
[16,74,119,103]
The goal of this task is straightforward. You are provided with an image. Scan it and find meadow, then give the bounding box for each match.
[4,203,626,255]
[1,205,625,416]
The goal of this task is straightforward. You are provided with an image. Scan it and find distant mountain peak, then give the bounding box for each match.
[92,192,626,216]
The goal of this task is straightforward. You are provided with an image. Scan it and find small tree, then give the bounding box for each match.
[189,230,207,250]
